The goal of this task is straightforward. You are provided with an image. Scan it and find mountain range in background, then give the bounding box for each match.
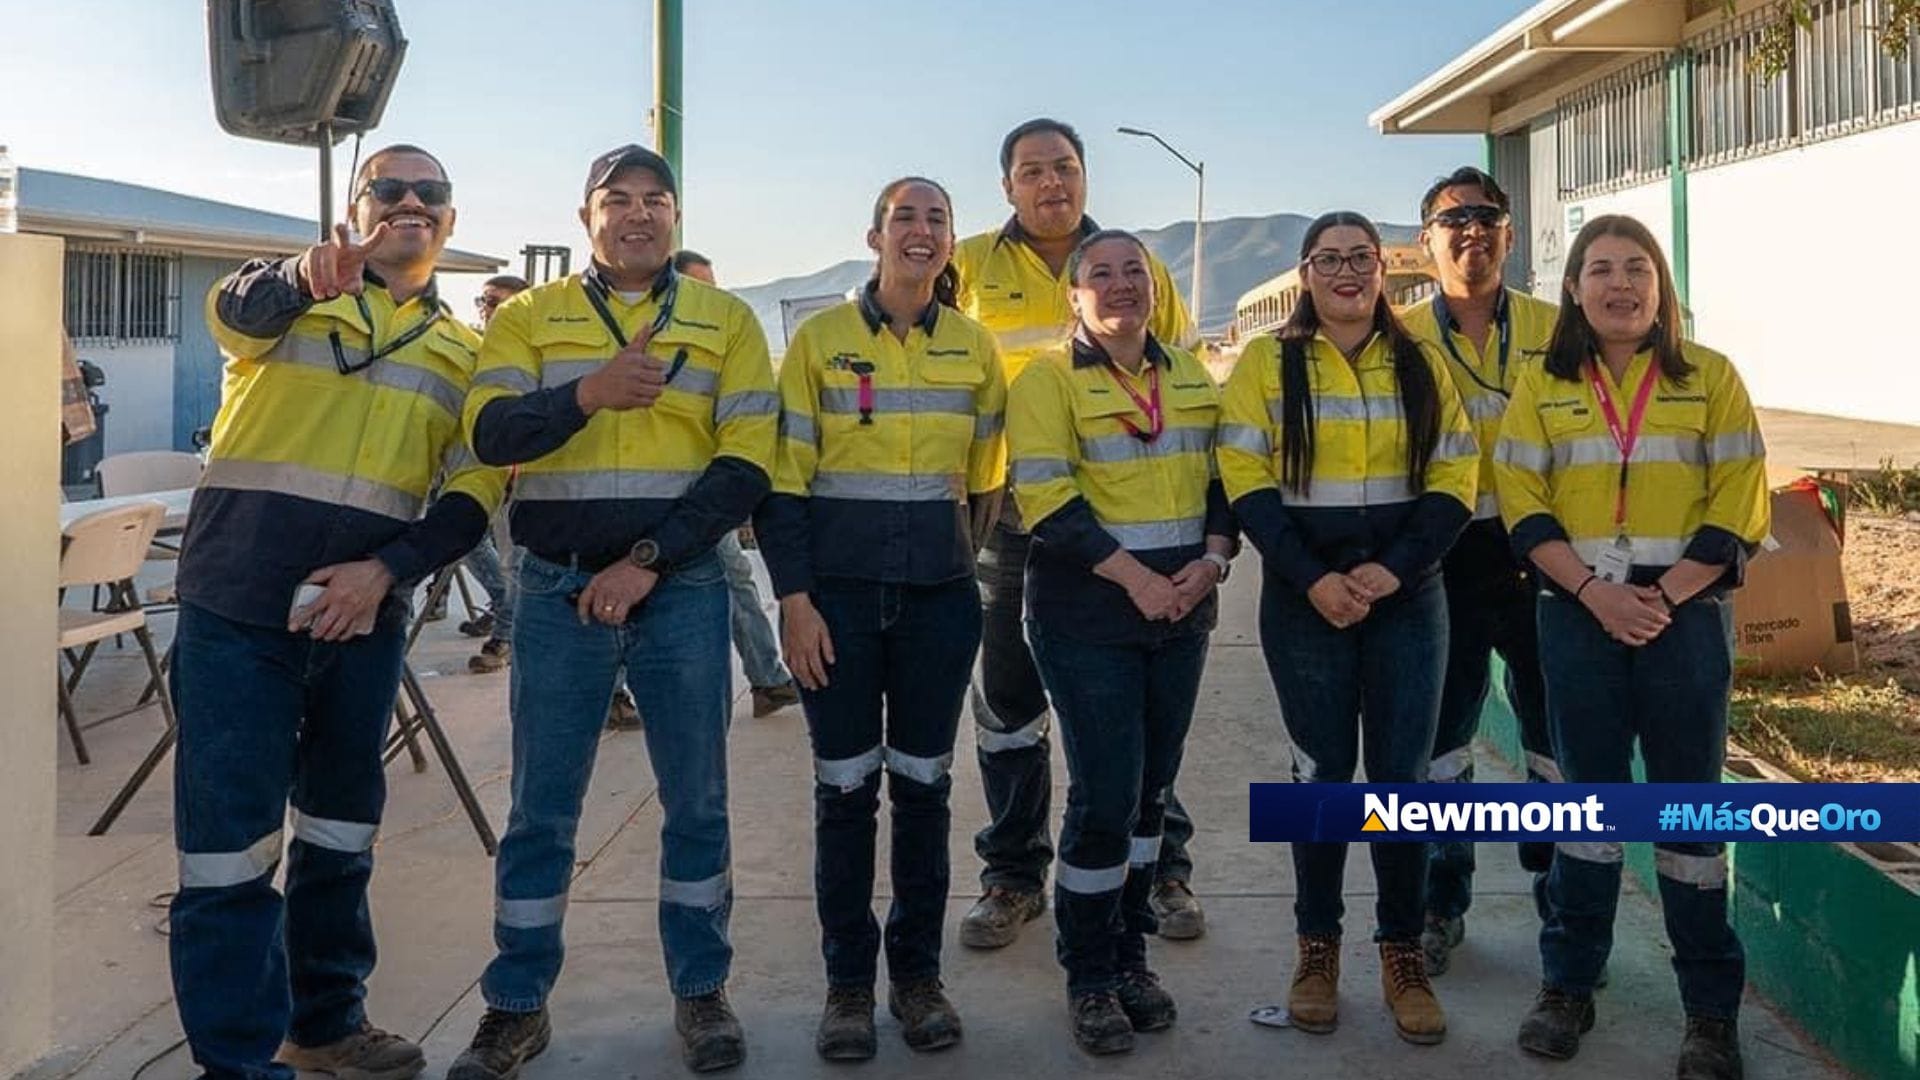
[730,212,1418,346]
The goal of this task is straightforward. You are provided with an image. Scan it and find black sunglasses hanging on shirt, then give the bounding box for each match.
[330,294,443,375]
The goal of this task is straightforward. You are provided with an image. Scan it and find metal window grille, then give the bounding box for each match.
[1801,0,1875,137]
[1556,56,1672,197]
[63,245,180,345]
[1871,0,1920,117]
[1689,8,1797,165]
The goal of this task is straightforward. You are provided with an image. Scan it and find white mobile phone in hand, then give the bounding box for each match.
[291,583,325,624]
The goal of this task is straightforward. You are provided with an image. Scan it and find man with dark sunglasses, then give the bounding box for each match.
[168,144,505,1080]
[1399,166,1564,977]
[448,144,776,1078]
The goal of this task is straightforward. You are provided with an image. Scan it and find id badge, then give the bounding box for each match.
[1593,536,1633,584]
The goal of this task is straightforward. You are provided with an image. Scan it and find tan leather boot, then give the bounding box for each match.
[1287,934,1341,1033]
[1380,940,1447,1044]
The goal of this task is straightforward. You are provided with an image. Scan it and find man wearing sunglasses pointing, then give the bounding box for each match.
[169,144,506,1080]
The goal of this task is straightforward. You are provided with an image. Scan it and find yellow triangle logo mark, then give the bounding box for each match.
[1361,811,1387,833]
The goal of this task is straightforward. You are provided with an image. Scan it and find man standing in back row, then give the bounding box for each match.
[952,118,1210,950]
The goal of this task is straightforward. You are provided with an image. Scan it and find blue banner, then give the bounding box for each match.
[1248,783,1920,843]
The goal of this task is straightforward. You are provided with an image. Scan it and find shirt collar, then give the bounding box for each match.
[359,267,443,313]
[1071,329,1170,371]
[583,259,676,302]
[1431,285,1511,334]
[994,212,1101,250]
[857,279,940,337]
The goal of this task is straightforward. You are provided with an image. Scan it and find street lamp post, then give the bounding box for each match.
[1117,126,1205,332]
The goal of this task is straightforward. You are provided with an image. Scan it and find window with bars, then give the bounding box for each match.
[63,245,180,344]
[1555,57,1672,197]
[1690,9,1796,165]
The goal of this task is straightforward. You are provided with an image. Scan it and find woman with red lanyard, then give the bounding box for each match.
[1493,213,1768,1080]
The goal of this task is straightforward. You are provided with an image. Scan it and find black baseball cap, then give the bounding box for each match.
[584,144,678,202]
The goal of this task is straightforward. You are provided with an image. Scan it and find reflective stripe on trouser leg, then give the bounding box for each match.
[179,828,285,889]
[817,745,884,792]
[1128,834,1163,869]
[971,682,1050,753]
[1056,859,1130,895]
[885,746,954,785]
[289,810,378,853]
[662,869,733,910]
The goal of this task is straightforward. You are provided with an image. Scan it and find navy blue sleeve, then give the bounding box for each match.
[1509,511,1572,566]
[1029,496,1123,571]
[651,457,772,570]
[370,492,490,586]
[1231,488,1327,593]
[1377,492,1473,585]
[215,256,312,339]
[1682,524,1755,588]
[471,383,592,466]
[754,492,813,598]
[1204,478,1238,547]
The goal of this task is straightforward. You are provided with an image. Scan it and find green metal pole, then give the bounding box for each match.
[1667,49,1693,324]
[1483,133,1496,174]
[654,0,684,208]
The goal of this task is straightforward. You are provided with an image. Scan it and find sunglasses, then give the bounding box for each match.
[1426,204,1508,230]
[359,177,453,206]
[1305,250,1380,277]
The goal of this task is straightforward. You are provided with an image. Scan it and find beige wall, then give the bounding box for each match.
[0,233,63,1075]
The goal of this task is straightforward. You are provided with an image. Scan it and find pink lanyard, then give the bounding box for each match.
[1106,361,1163,443]
[1586,360,1658,532]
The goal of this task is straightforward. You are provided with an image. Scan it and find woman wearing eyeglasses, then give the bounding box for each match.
[1006,229,1233,1056]
[754,176,1005,1062]
[1495,215,1766,1080]
[1217,211,1477,1046]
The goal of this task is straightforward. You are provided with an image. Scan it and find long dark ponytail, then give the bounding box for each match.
[870,175,959,308]
[1275,211,1441,496]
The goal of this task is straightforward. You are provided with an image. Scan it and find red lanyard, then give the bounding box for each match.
[1106,361,1163,443]
[1586,359,1658,531]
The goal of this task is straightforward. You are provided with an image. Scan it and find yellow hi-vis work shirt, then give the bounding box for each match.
[178,257,507,628]
[1492,342,1769,590]
[1398,287,1560,522]
[1217,331,1479,593]
[464,263,776,570]
[1007,335,1231,643]
[755,285,1005,597]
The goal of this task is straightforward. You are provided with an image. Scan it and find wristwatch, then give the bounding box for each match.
[1201,551,1232,582]
[628,538,663,571]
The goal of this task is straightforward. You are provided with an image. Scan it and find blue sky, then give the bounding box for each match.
[3,1,1518,293]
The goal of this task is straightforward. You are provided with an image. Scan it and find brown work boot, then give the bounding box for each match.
[1287,934,1341,1034]
[958,886,1046,949]
[605,689,642,732]
[887,977,962,1052]
[1149,878,1206,940]
[814,986,876,1061]
[750,682,800,718]
[1380,940,1447,1045]
[445,1008,551,1080]
[468,638,510,674]
[674,990,746,1072]
[278,1020,425,1079]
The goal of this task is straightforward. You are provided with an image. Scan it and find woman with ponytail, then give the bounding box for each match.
[1217,210,1478,1046]
[753,177,1006,1061]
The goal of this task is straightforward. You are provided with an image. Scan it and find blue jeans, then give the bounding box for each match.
[719,530,790,690]
[800,577,979,988]
[1537,592,1745,1019]
[971,523,1196,893]
[1029,621,1209,995]
[1260,571,1446,942]
[482,551,734,1009]
[168,599,407,1080]
[462,532,517,642]
[1428,522,1556,921]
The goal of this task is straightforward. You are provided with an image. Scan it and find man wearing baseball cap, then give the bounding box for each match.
[448,143,777,1077]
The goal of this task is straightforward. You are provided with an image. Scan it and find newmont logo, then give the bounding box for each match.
[1360,792,1608,834]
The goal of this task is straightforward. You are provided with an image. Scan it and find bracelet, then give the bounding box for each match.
[1573,574,1597,600]
[1201,551,1232,582]
[1656,583,1678,609]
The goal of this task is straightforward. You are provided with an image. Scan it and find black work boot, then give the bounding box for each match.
[1114,969,1177,1032]
[1420,913,1464,976]
[1676,1015,1744,1080]
[814,986,876,1062]
[446,1008,551,1080]
[1517,986,1597,1060]
[675,990,746,1072]
[888,977,962,1052]
[1069,991,1134,1055]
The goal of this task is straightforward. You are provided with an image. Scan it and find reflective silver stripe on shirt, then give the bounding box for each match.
[974,412,1004,440]
[1656,847,1728,887]
[1526,751,1565,784]
[1557,840,1625,864]
[819,387,976,415]
[991,325,1068,354]
[539,358,605,389]
[1010,457,1071,485]
[1055,858,1130,895]
[1435,431,1482,460]
[671,365,720,398]
[1267,394,1406,424]
[1102,517,1205,549]
[179,829,284,889]
[884,747,954,785]
[1553,434,1707,470]
[512,469,701,501]
[1493,437,1553,473]
[1463,392,1508,423]
[1572,536,1690,568]
[1278,477,1417,508]
[1429,745,1474,783]
[715,390,779,424]
[1129,834,1163,867]
[1217,423,1270,456]
[202,458,423,520]
[1473,491,1501,521]
[780,409,818,445]
[660,869,732,909]
[496,894,568,929]
[810,471,960,502]
[367,360,464,417]
[1078,426,1214,464]
[475,366,539,394]
[262,333,466,413]
[290,810,377,853]
[1708,431,1766,463]
[816,745,885,792]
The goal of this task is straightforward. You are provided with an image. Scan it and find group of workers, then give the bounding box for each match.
[160,114,1767,1080]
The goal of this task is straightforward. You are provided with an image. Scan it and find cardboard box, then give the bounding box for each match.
[1732,480,1859,676]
